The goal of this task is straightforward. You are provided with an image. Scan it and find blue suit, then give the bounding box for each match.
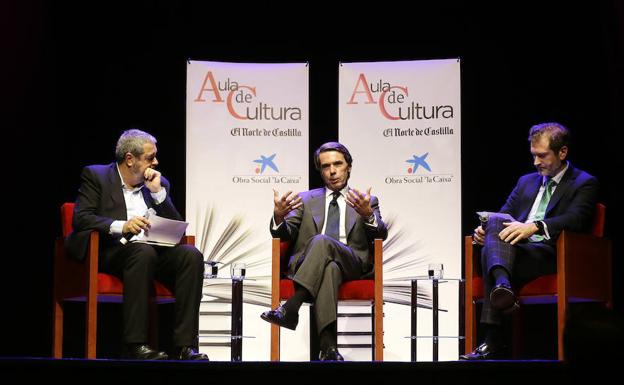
[480,164,598,324]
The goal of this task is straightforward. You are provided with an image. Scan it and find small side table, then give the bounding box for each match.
[408,277,465,361]
[203,276,254,362]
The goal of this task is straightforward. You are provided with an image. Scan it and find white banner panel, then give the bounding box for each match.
[339,59,461,361]
[186,61,309,361]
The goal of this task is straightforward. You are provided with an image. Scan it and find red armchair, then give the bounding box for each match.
[464,203,612,360]
[269,238,384,361]
[52,203,191,358]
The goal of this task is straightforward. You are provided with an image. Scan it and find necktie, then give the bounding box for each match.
[534,178,556,221]
[531,178,556,242]
[325,191,341,241]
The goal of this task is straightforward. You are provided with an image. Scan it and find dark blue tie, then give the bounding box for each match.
[325,191,340,240]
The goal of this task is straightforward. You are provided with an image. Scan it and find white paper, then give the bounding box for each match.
[133,214,189,247]
[476,211,515,222]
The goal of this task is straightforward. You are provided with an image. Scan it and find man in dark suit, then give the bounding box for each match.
[260,142,388,361]
[461,122,599,359]
[67,129,208,360]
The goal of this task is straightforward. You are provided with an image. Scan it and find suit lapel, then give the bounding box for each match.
[309,189,325,232]
[345,202,357,240]
[546,165,575,215]
[108,163,127,217]
[518,175,542,222]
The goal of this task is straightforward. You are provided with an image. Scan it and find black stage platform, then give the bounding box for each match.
[1,357,599,385]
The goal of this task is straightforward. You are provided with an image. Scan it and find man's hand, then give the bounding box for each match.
[472,225,485,246]
[123,216,151,235]
[273,189,302,225]
[346,187,374,218]
[144,168,162,193]
[499,221,539,245]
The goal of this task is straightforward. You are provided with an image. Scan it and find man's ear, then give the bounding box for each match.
[124,152,134,167]
[559,146,568,161]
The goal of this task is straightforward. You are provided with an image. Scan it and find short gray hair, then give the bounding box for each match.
[115,129,157,162]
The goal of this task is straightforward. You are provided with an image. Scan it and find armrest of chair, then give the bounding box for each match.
[180,235,195,246]
[373,238,384,361]
[271,238,284,309]
[54,231,100,299]
[85,231,100,301]
[556,230,612,305]
[463,234,479,324]
[464,235,481,301]
[373,238,383,299]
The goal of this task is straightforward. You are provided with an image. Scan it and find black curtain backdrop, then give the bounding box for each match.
[3,1,622,357]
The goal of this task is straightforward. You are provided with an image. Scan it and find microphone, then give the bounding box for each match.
[120,208,157,245]
[120,232,133,245]
[476,211,489,230]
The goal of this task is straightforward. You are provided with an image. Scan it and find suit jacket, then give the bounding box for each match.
[270,187,388,274]
[499,163,599,246]
[66,162,182,261]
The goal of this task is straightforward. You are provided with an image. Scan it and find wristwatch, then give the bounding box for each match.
[533,220,545,235]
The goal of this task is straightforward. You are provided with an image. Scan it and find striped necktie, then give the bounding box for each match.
[534,178,556,221]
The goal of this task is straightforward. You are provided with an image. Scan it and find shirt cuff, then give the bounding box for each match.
[542,221,551,240]
[150,188,167,204]
[271,215,283,230]
[110,220,125,235]
[365,214,378,228]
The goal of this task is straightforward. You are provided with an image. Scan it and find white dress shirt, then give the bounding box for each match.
[109,164,167,235]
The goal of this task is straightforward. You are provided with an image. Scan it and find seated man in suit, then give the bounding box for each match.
[260,142,388,361]
[461,122,598,359]
[67,129,208,360]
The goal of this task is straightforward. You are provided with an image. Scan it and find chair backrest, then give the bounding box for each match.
[592,203,606,238]
[61,202,75,238]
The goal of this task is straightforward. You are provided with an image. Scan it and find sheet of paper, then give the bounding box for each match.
[476,211,515,222]
[133,214,189,247]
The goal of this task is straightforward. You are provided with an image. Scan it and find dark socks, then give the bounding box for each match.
[491,266,511,287]
[282,284,311,315]
[319,322,337,351]
[484,323,503,347]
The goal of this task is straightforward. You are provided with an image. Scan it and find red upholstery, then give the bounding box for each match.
[471,275,558,298]
[279,278,377,301]
[279,279,295,299]
[96,273,173,297]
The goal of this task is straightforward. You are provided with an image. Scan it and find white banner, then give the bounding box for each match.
[339,59,461,361]
[186,61,309,361]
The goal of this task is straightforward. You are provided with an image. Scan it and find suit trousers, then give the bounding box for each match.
[480,214,556,325]
[99,242,205,347]
[290,234,364,334]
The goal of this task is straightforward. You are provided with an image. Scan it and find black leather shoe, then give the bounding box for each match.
[175,346,209,361]
[260,305,299,330]
[459,342,504,360]
[319,346,344,361]
[122,344,168,360]
[490,283,519,313]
